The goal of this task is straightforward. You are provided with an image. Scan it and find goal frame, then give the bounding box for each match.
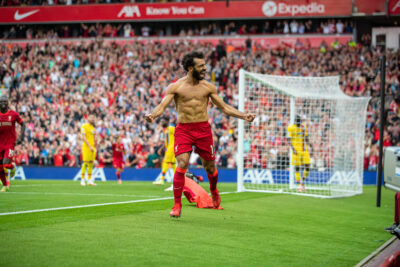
[237,69,370,198]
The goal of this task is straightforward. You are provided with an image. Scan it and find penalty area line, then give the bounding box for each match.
[0,191,237,216]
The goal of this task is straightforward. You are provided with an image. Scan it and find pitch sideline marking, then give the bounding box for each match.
[13,184,73,187]
[0,197,174,216]
[5,191,163,198]
[0,191,237,216]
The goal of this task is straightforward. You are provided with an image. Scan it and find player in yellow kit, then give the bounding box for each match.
[80,114,97,186]
[153,117,177,185]
[287,115,312,192]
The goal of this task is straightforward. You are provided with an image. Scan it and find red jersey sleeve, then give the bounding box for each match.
[13,111,23,124]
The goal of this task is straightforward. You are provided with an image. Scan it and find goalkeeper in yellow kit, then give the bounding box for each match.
[153,117,176,185]
[80,114,97,186]
[287,115,312,192]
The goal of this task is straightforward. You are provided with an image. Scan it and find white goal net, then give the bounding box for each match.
[237,69,370,198]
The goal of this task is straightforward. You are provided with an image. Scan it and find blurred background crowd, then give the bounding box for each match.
[1,34,398,170]
[1,19,354,40]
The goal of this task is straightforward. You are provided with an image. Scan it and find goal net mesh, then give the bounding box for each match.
[237,70,370,198]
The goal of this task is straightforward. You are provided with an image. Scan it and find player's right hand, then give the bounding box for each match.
[244,113,256,122]
[145,114,154,123]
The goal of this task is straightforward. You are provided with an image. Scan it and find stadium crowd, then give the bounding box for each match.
[2,19,353,40]
[0,36,398,170]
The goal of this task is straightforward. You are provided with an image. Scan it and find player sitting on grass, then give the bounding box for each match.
[0,95,25,192]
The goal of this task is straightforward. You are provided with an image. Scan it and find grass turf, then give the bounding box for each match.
[0,180,395,266]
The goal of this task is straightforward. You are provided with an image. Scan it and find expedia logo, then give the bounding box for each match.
[262,1,325,17]
[262,1,277,17]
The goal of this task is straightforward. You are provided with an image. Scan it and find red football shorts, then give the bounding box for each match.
[113,158,124,169]
[174,121,215,161]
[0,145,15,162]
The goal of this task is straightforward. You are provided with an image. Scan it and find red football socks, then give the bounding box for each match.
[0,170,6,186]
[116,172,121,180]
[207,168,218,192]
[3,163,14,169]
[173,167,186,207]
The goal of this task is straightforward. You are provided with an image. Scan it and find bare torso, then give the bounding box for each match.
[172,77,212,123]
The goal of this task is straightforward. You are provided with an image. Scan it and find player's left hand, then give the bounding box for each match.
[244,113,256,122]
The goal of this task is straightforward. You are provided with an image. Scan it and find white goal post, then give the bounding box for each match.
[237,69,370,198]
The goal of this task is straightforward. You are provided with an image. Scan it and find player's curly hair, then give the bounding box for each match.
[182,51,204,72]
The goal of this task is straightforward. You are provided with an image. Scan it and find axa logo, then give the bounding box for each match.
[118,5,141,18]
[14,9,39,21]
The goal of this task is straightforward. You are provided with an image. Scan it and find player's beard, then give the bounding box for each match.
[0,103,7,113]
[192,69,205,81]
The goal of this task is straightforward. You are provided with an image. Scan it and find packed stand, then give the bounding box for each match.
[0,37,398,170]
[1,19,353,40]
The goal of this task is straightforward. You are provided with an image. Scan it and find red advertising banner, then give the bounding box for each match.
[0,0,352,24]
[389,0,400,15]
[353,0,385,14]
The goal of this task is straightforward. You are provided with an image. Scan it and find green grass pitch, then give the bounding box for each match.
[0,180,395,266]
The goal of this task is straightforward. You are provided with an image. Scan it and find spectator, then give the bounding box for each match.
[290,20,298,34]
[283,21,290,34]
[146,147,159,168]
[123,23,132,38]
[141,25,151,37]
[336,20,344,34]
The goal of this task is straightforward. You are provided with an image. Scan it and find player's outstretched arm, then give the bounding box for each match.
[145,84,175,123]
[209,84,255,122]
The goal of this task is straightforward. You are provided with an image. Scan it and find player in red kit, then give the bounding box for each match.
[0,95,25,192]
[145,52,255,218]
[112,136,125,184]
